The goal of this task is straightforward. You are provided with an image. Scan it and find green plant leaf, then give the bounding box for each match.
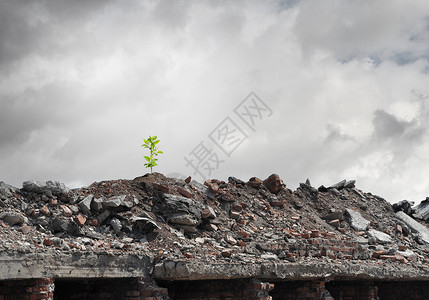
[142,135,163,173]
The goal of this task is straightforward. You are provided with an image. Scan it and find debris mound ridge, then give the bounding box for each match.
[0,173,429,283]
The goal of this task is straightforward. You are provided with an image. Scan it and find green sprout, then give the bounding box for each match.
[141,135,163,174]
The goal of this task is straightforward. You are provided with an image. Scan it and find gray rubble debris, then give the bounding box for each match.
[0,182,18,198]
[392,200,415,216]
[322,211,344,221]
[344,180,356,189]
[78,194,93,215]
[345,208,370,231]
[329,180,346,190]
[103,195,126,208]
[169,213,199,226]
[413,198,429,221]
[91,197,104,211]
[396,211,429,245]
[367,229,392,244]
[22,180,70,195]
[0,211,27,225]
[110,218,122,233]
[190,180,208,194]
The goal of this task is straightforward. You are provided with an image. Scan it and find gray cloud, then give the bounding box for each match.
[372,109,424,144]
[0,81,84,148]
[325,123,354,143]
[1,0,429,204]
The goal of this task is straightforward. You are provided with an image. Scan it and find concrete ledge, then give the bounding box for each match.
[0,252,153,280]
[153,260,429,281]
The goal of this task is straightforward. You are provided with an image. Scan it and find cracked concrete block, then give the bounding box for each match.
[345,208,370,231]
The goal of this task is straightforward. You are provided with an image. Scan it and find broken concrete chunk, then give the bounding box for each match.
[130,216,160,232]
[330,188,341,196]
[78,194,93,215]
[0,211,27,225]
[22,180,70,195]
[97,210,110,225]
[91,197,104,211]
[190,180,208,194]
[169,213,199,226]
[110,218,122,233]
[367,229,392,244]
[392,200,415,216]
[0,182,18,198]
[343,180,356,189]
[413,197,429,221]
[396,211,429,245]
[345,208,370,231]
[329,180,346,190]
[102,195,126,208]
[352,188,366,199]
[201,207,216,219]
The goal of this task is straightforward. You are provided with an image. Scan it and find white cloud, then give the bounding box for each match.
[0,0,429,204]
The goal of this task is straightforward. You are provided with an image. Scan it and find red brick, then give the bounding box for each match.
[60,205,72,217]
[237,230,250,238]
[372,250,386,258]
[379,255,396,261]
[75,214,86,226]
[177,186,193,198]
[40,206,51,216]
[43,238,53,247]
[153,183,169,193]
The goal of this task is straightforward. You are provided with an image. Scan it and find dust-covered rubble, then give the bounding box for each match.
[0,173,429,281]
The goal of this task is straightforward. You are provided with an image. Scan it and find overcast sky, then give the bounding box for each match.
[1,0,429,204]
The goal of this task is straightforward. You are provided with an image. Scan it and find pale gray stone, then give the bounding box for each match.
[396,211,429,245]
[78,195,93,215]
[345,208,370,231]
[90,197,104,211]
[110,218,122,233]
[367,229,392,244]
[103,195,126,208]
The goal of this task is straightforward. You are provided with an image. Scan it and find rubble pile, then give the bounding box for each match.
[0,173,429,281]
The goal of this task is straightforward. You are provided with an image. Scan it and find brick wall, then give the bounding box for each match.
[54,277,168,300]
[270,280,334,300]
[258,234,369,261]
[2,277,429,299]
[0,278,54,300]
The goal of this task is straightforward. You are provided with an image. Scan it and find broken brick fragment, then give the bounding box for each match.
[263,174,286,194]
[75,214,86,226]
